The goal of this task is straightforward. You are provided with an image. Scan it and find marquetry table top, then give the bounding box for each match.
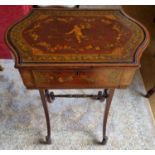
[7,8,149,65]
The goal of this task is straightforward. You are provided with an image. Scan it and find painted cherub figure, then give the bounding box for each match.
[66,24,86,43]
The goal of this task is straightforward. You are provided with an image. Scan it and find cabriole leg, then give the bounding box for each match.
[101,88,115,145]
[39,89,52,144]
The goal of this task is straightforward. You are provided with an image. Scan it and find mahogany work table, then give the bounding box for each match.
[6,8,149,145]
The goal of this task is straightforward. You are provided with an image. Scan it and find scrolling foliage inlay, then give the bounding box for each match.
[9,10,144,63]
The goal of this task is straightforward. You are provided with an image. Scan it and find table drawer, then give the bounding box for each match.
[30,68,126,88]
[20,67,136,89]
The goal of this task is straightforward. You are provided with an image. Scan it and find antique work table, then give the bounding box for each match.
[6,8,149,145]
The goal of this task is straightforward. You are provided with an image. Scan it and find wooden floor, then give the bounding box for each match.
[123,6,155,118]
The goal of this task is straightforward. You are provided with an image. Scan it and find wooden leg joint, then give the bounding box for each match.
[45,89,55,103]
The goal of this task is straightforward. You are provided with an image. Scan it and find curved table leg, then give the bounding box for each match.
[101,88,115,145]
[145,85,155,98]
[39,89,52,144]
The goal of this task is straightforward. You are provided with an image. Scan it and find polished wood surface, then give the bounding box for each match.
[6,8,149,66]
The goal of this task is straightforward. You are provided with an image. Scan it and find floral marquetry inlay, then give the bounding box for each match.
[7,9,145,63]
[32,70,96,84]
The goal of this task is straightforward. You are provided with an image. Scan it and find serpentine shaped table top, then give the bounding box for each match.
[6,8,148,65]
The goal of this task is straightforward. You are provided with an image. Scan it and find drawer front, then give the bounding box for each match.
[31,68,124,88]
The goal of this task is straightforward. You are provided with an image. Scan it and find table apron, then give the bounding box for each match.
[19,67,137,89]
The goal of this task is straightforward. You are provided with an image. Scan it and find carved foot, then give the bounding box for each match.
[101,136,108,145]
[40,136,52,144]
[45,135,52,144]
